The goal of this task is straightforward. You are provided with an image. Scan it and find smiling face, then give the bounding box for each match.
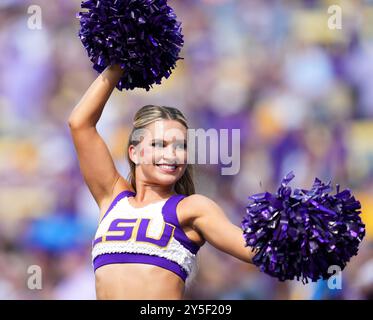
[128,119,188,188]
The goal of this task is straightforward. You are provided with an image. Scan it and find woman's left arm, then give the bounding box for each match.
[187,194,255,264]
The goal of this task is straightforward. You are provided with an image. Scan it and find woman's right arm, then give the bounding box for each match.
[68,64,132,209]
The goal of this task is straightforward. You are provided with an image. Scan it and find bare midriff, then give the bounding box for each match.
[94,263,185,299]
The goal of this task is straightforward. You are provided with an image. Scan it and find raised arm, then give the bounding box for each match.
[68,64,132,210]
[186,194,255,264]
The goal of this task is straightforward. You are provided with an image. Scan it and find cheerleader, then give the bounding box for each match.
[68,64,254,299]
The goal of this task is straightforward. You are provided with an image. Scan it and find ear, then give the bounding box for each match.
[128,145,139,165]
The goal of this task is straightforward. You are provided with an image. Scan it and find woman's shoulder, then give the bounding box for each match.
[178,193,219,219]
[181,193,213,204]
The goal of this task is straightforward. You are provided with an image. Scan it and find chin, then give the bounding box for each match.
[152,165,183,183]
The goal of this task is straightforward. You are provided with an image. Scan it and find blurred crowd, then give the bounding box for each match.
[1,0,373,299]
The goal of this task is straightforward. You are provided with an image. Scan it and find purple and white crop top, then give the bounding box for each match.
[91,190,201,283]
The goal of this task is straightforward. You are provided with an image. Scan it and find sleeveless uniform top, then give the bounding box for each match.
[91,190,201,282]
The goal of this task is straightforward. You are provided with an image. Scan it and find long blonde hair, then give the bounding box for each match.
[126,105,195,196]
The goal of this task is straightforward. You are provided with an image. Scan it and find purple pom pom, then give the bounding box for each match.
[241,172,365,283]
[77,0,184,91]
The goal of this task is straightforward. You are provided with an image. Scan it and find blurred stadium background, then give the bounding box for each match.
[1,0,373,299]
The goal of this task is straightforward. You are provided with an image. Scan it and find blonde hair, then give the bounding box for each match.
[126,105,195,196]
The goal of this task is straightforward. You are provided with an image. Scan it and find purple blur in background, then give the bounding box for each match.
[0,0,373,300]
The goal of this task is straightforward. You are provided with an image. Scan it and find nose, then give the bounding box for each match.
[162,144,177,163]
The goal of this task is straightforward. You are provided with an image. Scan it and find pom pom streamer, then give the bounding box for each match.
[77,0,184,91]
[241,172,365,283]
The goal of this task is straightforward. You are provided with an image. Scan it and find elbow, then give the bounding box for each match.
[67,117,93,130]
[68,105,87,129]
[67,118,75,128]
[67,111,78,128]
[68,118,80,130]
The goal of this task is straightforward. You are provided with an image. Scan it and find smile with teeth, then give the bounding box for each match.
[156,164,178,173]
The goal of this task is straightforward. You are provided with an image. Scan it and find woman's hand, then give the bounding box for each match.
[105,64,125,78]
